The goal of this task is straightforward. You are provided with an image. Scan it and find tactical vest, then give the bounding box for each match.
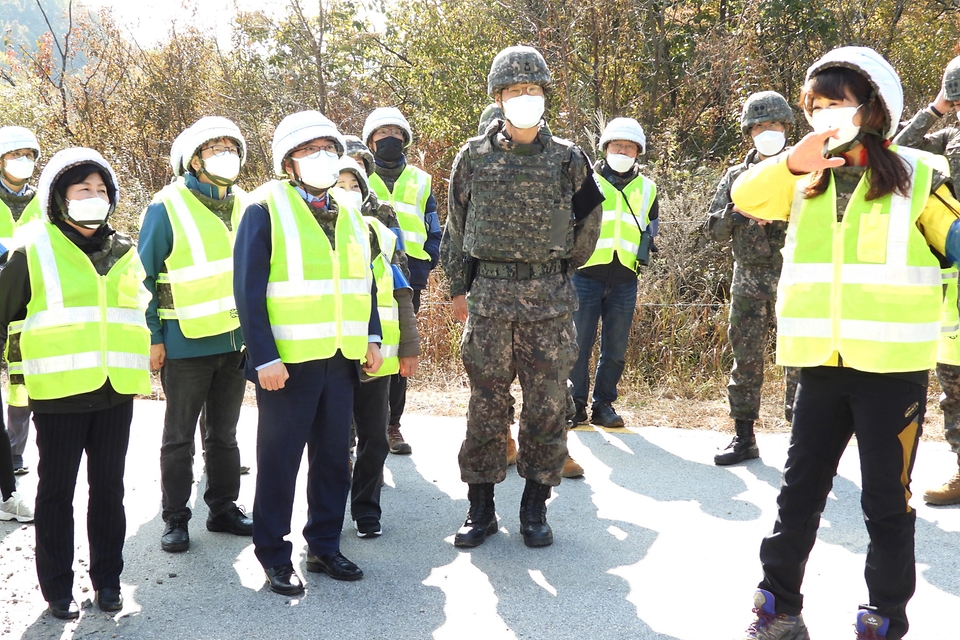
[262,181,372,364]
[13,223,151,400]
[775,146,942,373]
[939,267,960,366]
[462,134,575,262]
[369,166,432,261]
[366,217,400,377]
[154,182,244,339]
[582,173,656,272]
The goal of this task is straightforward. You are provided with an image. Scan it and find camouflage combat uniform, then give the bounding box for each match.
[441,122,602,487]
[708,149,798,421]
[894,109,960,454]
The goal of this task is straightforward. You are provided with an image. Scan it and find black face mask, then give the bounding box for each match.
[373,136,404,163]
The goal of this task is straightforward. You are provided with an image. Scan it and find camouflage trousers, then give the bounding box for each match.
[728,295,799,421]
[936,362,960,453]
[459,312,577,487]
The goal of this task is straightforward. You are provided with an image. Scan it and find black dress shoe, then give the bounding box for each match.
[265,563,304,596]
[48,597,80,620]
[160,517,190,552]
[206,505,253,536]
[305,551,363,581]
[96,587,123,612]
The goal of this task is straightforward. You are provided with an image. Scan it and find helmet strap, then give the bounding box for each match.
[0,166,27,191]
[195,157,235,189]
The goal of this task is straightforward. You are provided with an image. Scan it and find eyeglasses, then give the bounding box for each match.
[3,149,37,161]
[201,144,241,157]
[291,143,339,159]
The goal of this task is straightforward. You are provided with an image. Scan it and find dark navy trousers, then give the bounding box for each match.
[252,354,357,570]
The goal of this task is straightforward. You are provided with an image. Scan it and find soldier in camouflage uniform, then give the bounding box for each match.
[893,56,960,505]
[441,45,603,548]
[707,91,799,466]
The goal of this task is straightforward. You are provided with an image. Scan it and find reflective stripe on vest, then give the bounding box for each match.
[155,182,242,338]
[939,267,960,365]
[19,223,150,399]
[581,173,656,272]
[0,196,42,254]
[264,182,372,363]
[775,146,942,373]
[366,216,400,377]
[368,166,431,261]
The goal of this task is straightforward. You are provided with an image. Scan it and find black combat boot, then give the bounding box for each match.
[454,483,497,547]
[519,479,553,547]
[714,419,760,466]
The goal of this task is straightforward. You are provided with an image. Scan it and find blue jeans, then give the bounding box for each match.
[570,273,637,408]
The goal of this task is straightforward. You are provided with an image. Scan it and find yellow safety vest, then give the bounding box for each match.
[263,182,372,363]
[369,166,431,261]
[154,182,244,338]
[581,173,657,272]
[939,267,960,365]
[14,223,150,400]
[366,217,400,377]
[776,146,942,373]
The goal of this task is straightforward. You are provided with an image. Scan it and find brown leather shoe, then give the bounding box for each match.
[506,432,518,466]
[562,456,584,478]
[923,470,960,505]
[387,424,412,454]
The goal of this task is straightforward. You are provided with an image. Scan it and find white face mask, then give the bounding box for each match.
[4,157,35,181]
[203,154,241,183]
[606,153,636,174]
[809,105,861,152]
[67,196,111,229]
[294,151,339,190]
[502,95,545,130]
[752,130,786,157]
[340,190,364,211]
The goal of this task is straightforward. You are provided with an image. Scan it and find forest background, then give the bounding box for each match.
[3,0,960,425]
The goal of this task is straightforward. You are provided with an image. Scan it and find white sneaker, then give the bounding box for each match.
[0,492,35,523]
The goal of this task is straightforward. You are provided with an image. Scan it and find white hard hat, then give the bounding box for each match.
[362,107,413,148]
[271,111,345,176]
[598,117,646,154]
[179,117,246,173]
[169,126,194,177]
[0,126,41,160]
[804,46,903,140]
[338,155,369,201]
[36,147,119,223]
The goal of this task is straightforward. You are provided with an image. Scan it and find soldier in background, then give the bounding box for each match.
[442,45,603,549]
[707,91,799,466]
[893,55,960,505]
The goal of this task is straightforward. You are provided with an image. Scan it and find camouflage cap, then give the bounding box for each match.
[487,46,551,96]
[344,134,375,176]
[944,56,960,102]
[477,103,503,136]
[740,91,795,136]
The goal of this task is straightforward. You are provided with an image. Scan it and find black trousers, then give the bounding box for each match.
[252,354,356,569]
[388,288,420,426]
[34,401,133,602]
[159,352,245,521]
[351,376,390,521]
[759,366,924,640]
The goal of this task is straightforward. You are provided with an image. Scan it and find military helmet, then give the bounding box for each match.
[805,46,902,140]
[740,91,794,137]
[37,147,119,223]
[337,155,369,202]
[344,135,375,176]
[362,107,413,148]
[487,46,551,97]
[477,103,503,136]
[944,56,960,102]
[180,116,247,172]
